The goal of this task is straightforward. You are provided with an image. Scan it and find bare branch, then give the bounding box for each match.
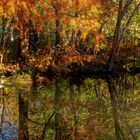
[26,112,54,128]
[27,116,44,125]
[122,0,133,14]
[118,0,133,21]
[41,112,54,140]
[121,2,140,39]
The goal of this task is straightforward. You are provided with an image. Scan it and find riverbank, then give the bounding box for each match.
[0,59,140,87]
[0,47,140,84]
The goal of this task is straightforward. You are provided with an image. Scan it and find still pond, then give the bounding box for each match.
[0,73,140,140]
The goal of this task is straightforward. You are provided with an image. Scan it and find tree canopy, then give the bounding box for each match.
[0,0,140,76]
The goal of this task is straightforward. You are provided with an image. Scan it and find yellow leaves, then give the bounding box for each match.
[70,17,79,28]
[80,31,87,40]
[93,33,105,58]
[91,4,99,13]
[46,55,52,66]
[29,53,53,71]
[0,0,35,17]
[21,1,28,10]
[63,40,69,47]
[69,17,99,40]
[0,7,3,17]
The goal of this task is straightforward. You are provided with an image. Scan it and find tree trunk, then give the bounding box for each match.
[52,1,61,46]
[55,9,61,46]
[106,0,122,71]
[28,19,38,53]
[106,0,140,71]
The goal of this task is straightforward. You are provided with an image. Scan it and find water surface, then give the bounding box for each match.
[0,73,140,140]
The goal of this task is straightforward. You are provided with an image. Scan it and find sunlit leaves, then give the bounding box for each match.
[0,0,35,17]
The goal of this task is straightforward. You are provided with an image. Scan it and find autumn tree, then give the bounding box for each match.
[0,0,36,64]
[106,0,140,71]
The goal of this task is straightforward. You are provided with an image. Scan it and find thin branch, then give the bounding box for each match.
[118,0,124,21]
[122,0,133,14]
[27,116,43,125]
[113,0,124,36]
[121,2,140,39]
[41,112,54,140]
[118,0,133,24]
[26,112,54,127]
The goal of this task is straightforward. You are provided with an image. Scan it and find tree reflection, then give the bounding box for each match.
[18,90,29,140]
[54,81,63,140]
[107,75,124,140]
[1,73,139,139]
[69,82,78,140]
[0,84,18,140]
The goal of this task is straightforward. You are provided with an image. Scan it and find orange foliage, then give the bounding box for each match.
[0,0,108,70]
[84,55,93,62]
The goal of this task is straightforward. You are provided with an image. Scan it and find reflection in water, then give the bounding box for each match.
[55,81,62,140]
[69,82,78,140]
[0,83,18,140]
[0,73,140,139]
[18,89,29,140]
[107,75,124,140]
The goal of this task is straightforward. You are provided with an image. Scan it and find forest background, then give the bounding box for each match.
[0,0,140,80]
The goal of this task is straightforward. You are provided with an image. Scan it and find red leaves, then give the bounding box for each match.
[19,130,28,139]
[35,15,47,33]
[76,0,80,7]
[32,12,41,19]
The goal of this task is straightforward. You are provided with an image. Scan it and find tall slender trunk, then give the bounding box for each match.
[28,19,38,53]
[55,9,61,46]
[106,0,123,71]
